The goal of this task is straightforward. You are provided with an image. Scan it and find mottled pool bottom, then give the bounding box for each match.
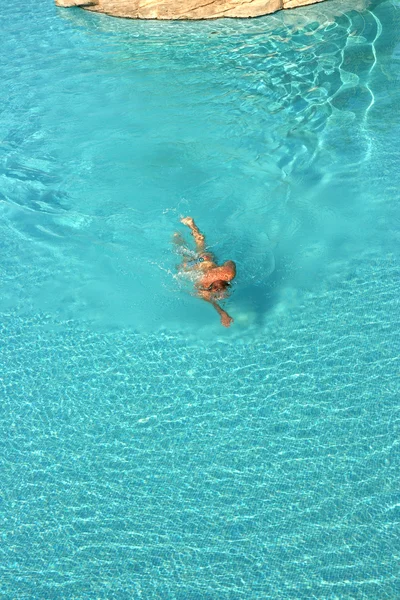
[1,0,400,596]
[1,249,398,599]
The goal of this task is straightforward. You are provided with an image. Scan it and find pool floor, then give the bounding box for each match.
[0,0,399,597]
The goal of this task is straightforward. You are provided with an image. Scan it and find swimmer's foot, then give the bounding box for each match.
[173,232,185,246]
[180,216,194,227]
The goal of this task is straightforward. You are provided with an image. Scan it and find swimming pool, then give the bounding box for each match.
[1,0,399,597]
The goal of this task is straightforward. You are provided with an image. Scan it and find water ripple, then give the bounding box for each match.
[0,0,396,330]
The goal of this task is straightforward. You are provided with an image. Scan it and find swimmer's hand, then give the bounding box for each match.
[210,300,233,328]
[221,313,234,328]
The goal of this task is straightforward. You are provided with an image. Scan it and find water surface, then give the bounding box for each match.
[1,0,399,597]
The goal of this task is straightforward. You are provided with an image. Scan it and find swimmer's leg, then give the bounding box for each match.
[181,217,206,253]
[173,232,192,257]
[173,232,186,248]
[173,232,193,270]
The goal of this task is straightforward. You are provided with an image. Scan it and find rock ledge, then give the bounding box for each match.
[55,0,327,20]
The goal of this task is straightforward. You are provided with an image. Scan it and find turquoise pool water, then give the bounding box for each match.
[1,0,399,597]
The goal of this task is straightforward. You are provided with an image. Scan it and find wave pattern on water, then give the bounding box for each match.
[1,1,400,599]
[0,0,395,331]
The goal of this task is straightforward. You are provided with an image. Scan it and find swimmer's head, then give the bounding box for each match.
[210,280,229,291]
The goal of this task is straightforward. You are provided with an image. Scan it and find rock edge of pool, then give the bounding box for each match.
[55,0,327,20]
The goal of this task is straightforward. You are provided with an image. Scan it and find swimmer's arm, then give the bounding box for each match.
[197,288,234,328]
[209,299,234,328]
[212,301,233,328]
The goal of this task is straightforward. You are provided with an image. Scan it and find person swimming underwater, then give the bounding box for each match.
[174,217,236,328]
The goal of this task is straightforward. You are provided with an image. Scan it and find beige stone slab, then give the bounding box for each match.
[85,0,283,19]
[284,0,325,8]
[56,0,98,6]
[55,0,329,20]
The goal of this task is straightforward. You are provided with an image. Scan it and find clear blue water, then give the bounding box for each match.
[1,0,399,597]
